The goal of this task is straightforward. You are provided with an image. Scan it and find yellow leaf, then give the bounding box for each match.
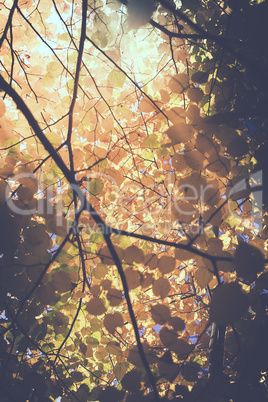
[93,264,108,279]
[106,341,122,356]
[46,61,62,77]
[107,69,126,88]
[86,178,104,196]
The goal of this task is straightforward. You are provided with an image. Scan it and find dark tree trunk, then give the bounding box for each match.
[208,322,226,379]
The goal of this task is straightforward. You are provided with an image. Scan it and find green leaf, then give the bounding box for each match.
[86,178,104,196]
[91,30,108,48]
[5,138,20,156]
[107,70,126,88]
[143,134,160,149]
[90,231,105,243]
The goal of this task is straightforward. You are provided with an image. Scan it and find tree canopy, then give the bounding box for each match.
[0,0,268,401]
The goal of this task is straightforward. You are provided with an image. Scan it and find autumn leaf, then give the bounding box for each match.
[191,71,209,84]
[106,288,123,306]
[121,369,142,392]
[168,317,185,332]
[103,312,124,335]
[124,267,141,289]
[209,282,249,325]
[169,73,189,94]
[151,304,171,324]
[86,298,107,316]
[1,0,267,398]
[195,267,213,289]
[165,123,195,144]
[123,245,144,264]
[234,242,265,283]
[152,278,171,299]
[158,351,180,381]
[85,178,104,196]
[52,311,69,334]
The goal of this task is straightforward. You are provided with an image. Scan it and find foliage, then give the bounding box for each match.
[0,0,268,401]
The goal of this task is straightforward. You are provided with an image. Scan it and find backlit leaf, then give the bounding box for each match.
[107,70,126,88]
[86,178,104,196]
[187,87,203,103]
[183,149,206,170]
[165,123,194,143]
[169,73,189,94]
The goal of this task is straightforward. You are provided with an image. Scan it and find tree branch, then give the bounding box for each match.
[0,73,160,400]
[0,0,19,49]
[86,35,168,123]
[67,0,88,174]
